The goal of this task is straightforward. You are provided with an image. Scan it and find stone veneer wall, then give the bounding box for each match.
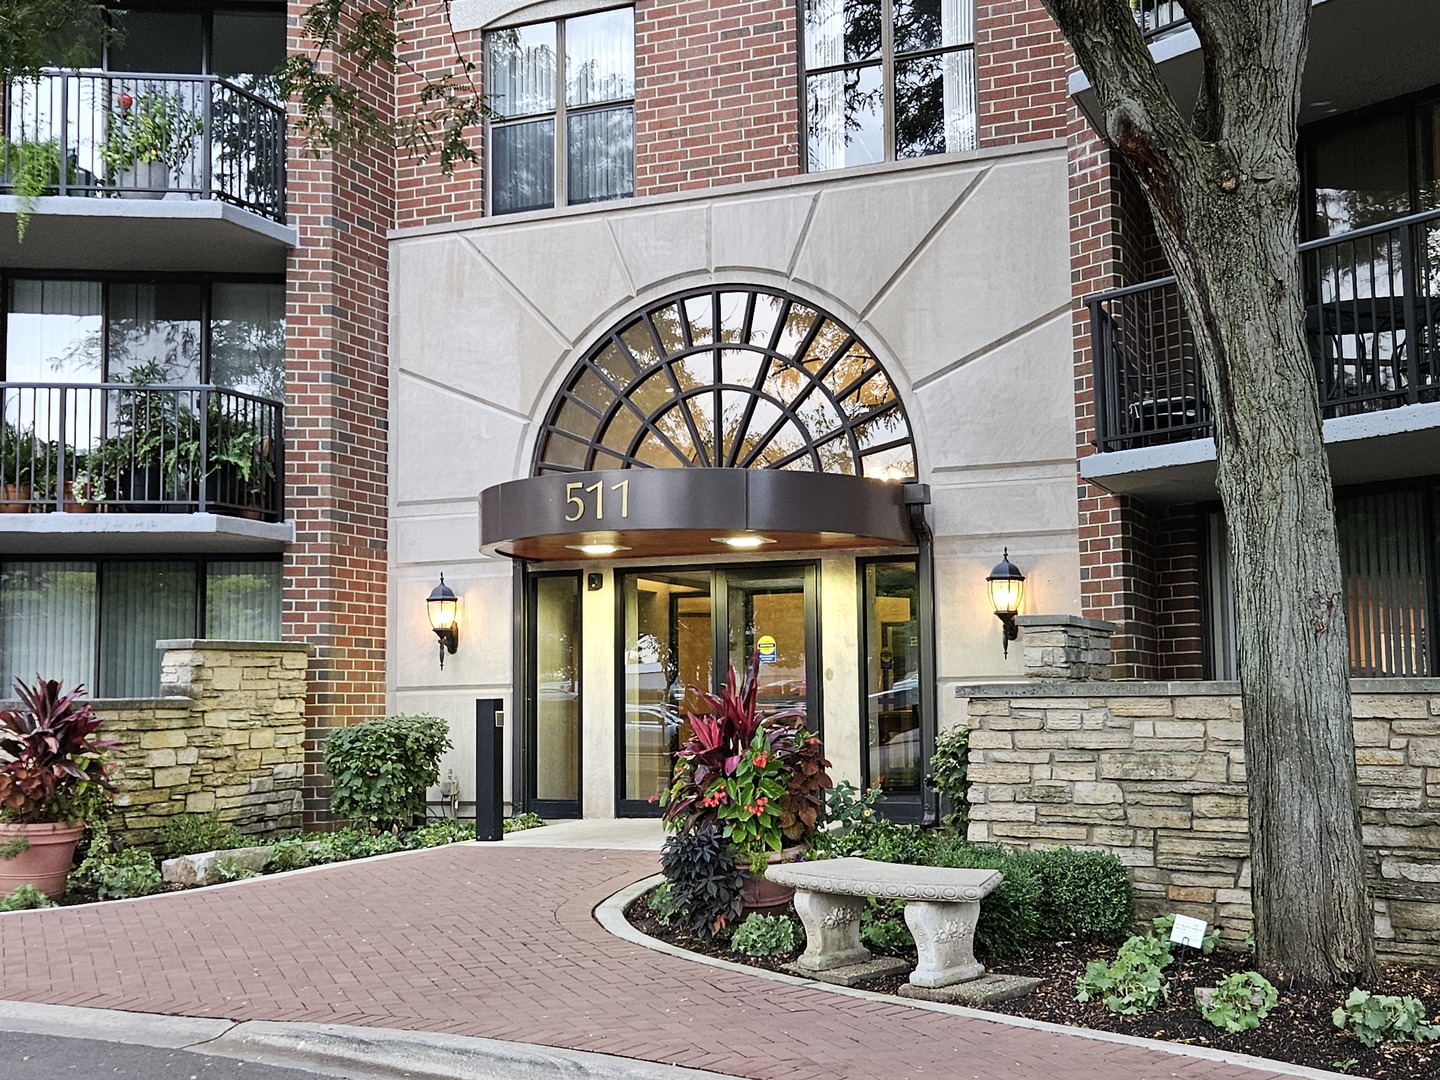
[962,680,1440,964]
[97,640,310,848]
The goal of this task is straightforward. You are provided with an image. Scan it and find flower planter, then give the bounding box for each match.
[60,481,97,513]
[0,482,33,513]
[741,845,804,913]
[0,821,84,900]
[117,159,171,199]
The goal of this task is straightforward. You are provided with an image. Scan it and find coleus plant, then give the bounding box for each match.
[0,677,117,824]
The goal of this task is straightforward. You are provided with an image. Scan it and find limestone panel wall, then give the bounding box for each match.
[98,641,310,848]
[963,680,1440,964]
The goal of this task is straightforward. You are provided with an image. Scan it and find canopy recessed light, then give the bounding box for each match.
[566,543,629,556]
[714,535,774,549]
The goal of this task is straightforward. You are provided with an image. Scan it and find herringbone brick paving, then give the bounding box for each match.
[0,844,1287,1080]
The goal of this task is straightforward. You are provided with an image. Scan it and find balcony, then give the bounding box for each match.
[1070,0,1440,134]
[1084,208,1440,501]
[0,382,290,554]
[1,70,293,273]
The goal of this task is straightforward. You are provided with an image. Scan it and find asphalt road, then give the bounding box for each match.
[5,1032,338,1079]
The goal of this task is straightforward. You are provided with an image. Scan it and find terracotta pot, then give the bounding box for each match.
[0,821,84,900]
[0,482,32,513]
[740,844,805,912]
[61,481,96,513]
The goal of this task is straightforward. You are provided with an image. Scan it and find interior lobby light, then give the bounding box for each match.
[986,549,1026,658]
[567,543,628,556]
[714,535,775,549]
[427,574,459,669]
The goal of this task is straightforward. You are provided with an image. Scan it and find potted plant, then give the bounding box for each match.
[661,654,832,911]
[101,85,203,198]
[4,136,64,240]
[204,395,276,518]
[91,361,198,511]
[0,421,42,512]
[0,678,117,900]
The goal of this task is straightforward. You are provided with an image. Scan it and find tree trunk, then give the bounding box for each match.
[1043,0,1376,986]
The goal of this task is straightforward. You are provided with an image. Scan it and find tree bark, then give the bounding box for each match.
[1043,0,1375,986]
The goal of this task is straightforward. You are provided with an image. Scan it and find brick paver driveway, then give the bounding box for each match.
[0,843,1286,1080]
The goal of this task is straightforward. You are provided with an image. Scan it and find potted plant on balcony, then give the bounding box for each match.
[4,136,64,240]
[0,678,117,901]
[101,86,203,198]
[0,421,42,513]
[204,395,276,518]
[662,654,832,913]
[88,361,198,511]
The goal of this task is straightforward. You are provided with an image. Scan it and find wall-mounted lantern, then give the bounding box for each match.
[427,574,459,669]
[986,549,1025,657]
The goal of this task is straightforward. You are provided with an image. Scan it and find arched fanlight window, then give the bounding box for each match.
[533,286,917,480]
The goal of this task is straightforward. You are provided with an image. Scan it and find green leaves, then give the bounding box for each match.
[1333,989,1440,1048]
[1074,924,1175,1015]
[1199,972,1278,1033]
[322,714,452,831]
[730,913,801,956]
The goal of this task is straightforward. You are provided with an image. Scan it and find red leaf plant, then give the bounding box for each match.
[0,677,117,824]
[661,654,831,852]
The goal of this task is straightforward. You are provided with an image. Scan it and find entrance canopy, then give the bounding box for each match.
[480,468,919,560]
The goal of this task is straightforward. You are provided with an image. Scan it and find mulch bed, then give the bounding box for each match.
[626,893,1440,1080]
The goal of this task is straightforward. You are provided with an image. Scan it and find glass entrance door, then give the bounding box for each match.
[527,573,582,817]
[617,564,818,815]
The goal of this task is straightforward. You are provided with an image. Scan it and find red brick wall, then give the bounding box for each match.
[284,2,395,823]
[634,0,800,193]
[394,7,485,229]
[976,0,1071,146]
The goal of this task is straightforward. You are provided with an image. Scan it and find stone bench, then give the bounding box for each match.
[765,857,1002,988]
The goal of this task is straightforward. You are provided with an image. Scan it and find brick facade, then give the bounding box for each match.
[285,2,395,823]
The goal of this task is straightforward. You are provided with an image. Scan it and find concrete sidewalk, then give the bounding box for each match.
[0,825,1307,1080]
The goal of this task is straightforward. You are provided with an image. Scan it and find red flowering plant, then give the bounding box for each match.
[0,677,117,824]
[661,654,831,869]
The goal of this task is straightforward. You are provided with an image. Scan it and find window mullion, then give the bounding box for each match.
[556,19,567,208]
[882,0,895,162]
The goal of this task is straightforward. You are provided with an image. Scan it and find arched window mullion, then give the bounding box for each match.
[532,286,916,478]
[722,349,775,468]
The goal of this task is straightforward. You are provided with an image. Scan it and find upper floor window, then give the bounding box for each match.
[803,0,976,172]
[485,8,635,216]
[5,275,284,398]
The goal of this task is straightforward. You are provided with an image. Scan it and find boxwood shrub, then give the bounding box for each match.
[1020,845,1134,944]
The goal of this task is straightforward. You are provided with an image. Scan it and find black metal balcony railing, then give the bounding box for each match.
[1089,208,1440,452]
[0,383,283,520]
[2,70,284,222]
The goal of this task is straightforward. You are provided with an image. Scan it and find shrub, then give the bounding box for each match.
[861,899,913,951]
[820,780,883,833]
[212,856,258,883]
[267,835,317,872]
[1199,971,1279,1033]
[648,881,680,925]
[1076,923,1176,1015]
[408,819,473,847]
[322,714,452,831]
[80,847,162,900]
[1333,989,1440,1048]
[0,883,56,911]
[930,839,1042,960]
[157,810,246,860]
[1018,846,1134,944]
[503,812,546,834]
[812,818,939,864]
[929,725,969,833]
[731,913,801,956]
[659,824,744,939]
[0,677,116,824]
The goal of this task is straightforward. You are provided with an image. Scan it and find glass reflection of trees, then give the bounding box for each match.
[534,286,916,480]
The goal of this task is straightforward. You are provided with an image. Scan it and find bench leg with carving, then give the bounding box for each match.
[904,900,984,987]
[792,890,870,971]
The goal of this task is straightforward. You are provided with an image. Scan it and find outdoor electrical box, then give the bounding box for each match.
[475,698,504,841]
